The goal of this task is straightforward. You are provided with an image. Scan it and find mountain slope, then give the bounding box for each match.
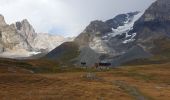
[47,12,145,66]
[45,0,170,67]
[45,42,79,63]
[32,33,66,52]
[133,0,170,41]
[0,15,33,53]
[0,15,67,58]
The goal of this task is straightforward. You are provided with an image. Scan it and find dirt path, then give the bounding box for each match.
[113,80,151,100]
[84,73,152,100]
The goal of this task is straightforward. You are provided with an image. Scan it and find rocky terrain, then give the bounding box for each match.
[46,0,170,67]
[32,33,66,52]
[0,15,67,58]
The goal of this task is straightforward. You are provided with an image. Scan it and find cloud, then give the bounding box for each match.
[0,0,155,37]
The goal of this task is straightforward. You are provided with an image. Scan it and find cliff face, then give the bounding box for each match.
[0,14,67,58]
[15,19,37,44]
[0,15,7,26]
[138,0,170,22]
[0,15,33,53]
[133,0,170,42]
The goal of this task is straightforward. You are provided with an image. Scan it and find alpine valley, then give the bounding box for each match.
[0,0,170,99]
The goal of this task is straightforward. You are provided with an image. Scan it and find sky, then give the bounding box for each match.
[0,0,155,37]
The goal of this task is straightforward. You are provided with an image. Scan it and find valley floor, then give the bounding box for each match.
[0,62,170,100]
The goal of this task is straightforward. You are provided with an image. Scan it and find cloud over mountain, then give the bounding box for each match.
[0,0,155,37]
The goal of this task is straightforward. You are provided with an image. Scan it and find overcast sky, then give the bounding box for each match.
[0,0,155,37]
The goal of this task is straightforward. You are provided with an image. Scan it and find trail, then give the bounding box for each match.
[113,80,151,100]
[84,73,152,100]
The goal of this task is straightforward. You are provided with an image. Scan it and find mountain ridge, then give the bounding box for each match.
[0,14,67,58]
[46,0,170,67]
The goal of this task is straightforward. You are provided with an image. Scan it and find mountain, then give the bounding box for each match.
[46,0,170,67]
[0,15,33,53]
[75,11,142,56]
[45,42,79,62]
[14,19,37,45]
[32,33,66,52]
[46,11,146,66]
[0,15,67,58]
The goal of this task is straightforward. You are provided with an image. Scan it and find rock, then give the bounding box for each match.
[15,19,37,44]
[134,0,170,41]
[32,33,66,51]
[0,14,67,58]
[0,15,7,26]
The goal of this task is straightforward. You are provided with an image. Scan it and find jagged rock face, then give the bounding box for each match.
[32,33,66,52]
[133,0,170,42]
[0,15,7,26]
[75,12,141,54]
[0,16,33,53]
[112,0,170,65]
[74,20,112,47]
[0,14,66,58]
[15,19,37,44]
[85,21,112,34]
[138,0,170,22]
[106,12,139,29]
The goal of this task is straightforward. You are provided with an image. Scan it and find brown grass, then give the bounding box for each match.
[0,60,170,100]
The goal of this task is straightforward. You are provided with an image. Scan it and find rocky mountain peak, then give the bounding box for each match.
[84,20,112,34]
[137,0,170,22]
[106,11,139,29]
[22,19,29,24]
[0,14,67,58]
[0,14,7,26]
[133,0,170,41]
[46,0,170,67]
[75,11,141,48]
[14,19,37,44]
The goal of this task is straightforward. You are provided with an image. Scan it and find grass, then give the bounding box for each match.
[0,58,170,99]
[113,80,154,100]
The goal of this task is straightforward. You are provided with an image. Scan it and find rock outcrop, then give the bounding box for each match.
[32,33,66,52]
[15,19,37,45]
[0,14,67,58]
[0,15,33,53]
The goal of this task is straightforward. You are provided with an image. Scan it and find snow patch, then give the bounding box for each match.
[123,33,136,44]
[108,12,144,38]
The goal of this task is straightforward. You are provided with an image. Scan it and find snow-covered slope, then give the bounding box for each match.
[108,12,143,38]
[89,12,144,54]
[73,11,149,66]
